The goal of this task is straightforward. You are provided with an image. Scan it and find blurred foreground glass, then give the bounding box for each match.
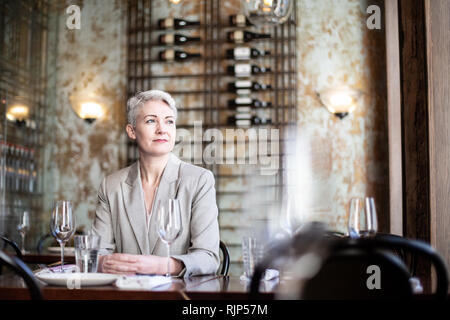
[242,236,264,279]
[348,197,377,238]
[74,235,100,273]
[17,211,30,254]
[244,0,293,26]
[157,199,182,277]
[50,201,76,272]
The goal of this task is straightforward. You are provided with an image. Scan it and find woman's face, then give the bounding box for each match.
[127,99,176,157]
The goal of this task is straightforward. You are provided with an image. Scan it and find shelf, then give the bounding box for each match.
[129,70,295,79]
[128,37,296,48]
[127,20,297,33]
[128,54,296,64]
[175,122,296,129]
[127,88,295,96]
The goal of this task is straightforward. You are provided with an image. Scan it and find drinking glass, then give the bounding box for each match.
[348,197,378,238]
[17,211,30,254]
[74,235,101,273]
[50,200,75,272]
[242,236,264,279]
[156,199,182,277]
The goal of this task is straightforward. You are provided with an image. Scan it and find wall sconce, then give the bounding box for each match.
[316,87,362,119]
[6,103,30,125]
[78,101,104,123]
[169,0,181,4]
[244,0,293,26]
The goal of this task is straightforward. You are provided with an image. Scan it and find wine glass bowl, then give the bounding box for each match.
[50,200,75,272]
[348,197,378,238]
[156,199,182,277]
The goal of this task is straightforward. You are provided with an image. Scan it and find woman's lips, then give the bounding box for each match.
[153,139,168,143]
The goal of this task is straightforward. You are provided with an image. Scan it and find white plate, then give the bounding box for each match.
[36,272,118,287]
[47,246,75,254]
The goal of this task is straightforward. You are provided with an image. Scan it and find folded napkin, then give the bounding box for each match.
[36,264,77,274]
[240,269,279,281]
[115,275,172,290]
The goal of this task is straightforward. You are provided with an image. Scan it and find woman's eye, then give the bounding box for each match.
[167,120,175,124]
[146,119,155,123]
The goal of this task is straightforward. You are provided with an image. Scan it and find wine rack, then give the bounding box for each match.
[127,0,297,275]
[0,0,49,249]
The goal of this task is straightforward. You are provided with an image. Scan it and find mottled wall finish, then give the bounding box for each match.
[293,0,388,233]
[44,0,128,231]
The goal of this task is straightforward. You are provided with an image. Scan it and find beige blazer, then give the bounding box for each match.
[92,153,220,277]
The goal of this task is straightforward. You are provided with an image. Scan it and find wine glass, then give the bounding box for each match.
[156,199,182,277]
[17,211,30,254]
[348,197,378,238]
[50,200,75,272]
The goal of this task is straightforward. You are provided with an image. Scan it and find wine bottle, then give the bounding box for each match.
[226,47,271,60]
[228,97,272,108]
[158,34,201,45]
[229,14,253,27]
[227,30,271,43]
[158,18,200,30]
[227,115,252,127]
[159,49,201,62]
[227,80,272,95]
[227,63,271,77]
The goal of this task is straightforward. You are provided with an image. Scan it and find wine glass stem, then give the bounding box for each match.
[60,242,65,272]
[20,233,25,254]
[166,244,170,277]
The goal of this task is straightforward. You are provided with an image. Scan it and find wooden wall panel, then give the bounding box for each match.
[398,0,431,292]
[425,0,450,291]
[384,0,403,236]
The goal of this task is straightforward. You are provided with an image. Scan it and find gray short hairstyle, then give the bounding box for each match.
[126,90,177,127]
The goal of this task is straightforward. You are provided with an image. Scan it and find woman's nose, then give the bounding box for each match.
[155,120,167,133]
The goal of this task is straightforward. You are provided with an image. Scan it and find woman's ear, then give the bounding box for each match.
[126,124,136,140]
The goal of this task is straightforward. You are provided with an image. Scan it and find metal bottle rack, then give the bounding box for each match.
[127,0,298,274]
[0,0,49,244]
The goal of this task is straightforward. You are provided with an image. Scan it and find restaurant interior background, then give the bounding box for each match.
[0,0,448,283]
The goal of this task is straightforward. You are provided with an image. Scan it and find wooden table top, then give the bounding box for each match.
[0,272,277,300]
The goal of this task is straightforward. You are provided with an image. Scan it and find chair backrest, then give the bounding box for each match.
[250,231,449,300]
[36,233,53,254]
[1,235,22,259]
[219,240,230,276]
[374,233,418,276]
[336,236,449,300]
[302,248,413,299]
[0,235,22,275]
[0,250,43,300]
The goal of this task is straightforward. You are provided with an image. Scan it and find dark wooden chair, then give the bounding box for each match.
[0,235,22,275]
[36,233,53,254]
[250,231,448,300]
[219,240,230,276]
[1,235,22,258]
[0,250,43,300]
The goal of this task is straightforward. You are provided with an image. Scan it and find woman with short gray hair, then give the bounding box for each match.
[93,89,220,277]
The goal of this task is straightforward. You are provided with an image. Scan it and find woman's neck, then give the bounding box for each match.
[139,153,170,186]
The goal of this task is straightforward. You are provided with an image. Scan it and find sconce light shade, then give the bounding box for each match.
[316,87,362,119]
[6,104,30,122]
[79,102,104,123]
[169,0,181,4]
[244,0,293,26]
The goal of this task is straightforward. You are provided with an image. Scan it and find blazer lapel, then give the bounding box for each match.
[121,161,150,255]
[149,153,182,254]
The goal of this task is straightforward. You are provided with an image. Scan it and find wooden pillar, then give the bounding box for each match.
[397,0,431,292]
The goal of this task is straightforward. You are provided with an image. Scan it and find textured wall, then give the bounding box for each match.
[44,0,128,232]
[293,0,388,233]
